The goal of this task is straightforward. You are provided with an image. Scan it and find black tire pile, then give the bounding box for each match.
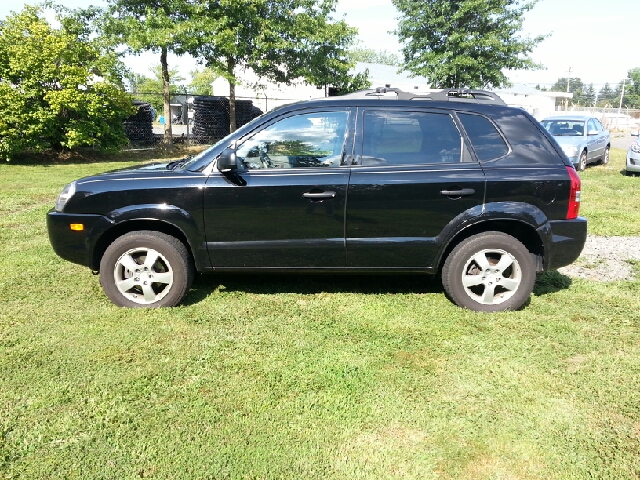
[192,96,230,144]
[123,101,155,145]
[192,96,264,144]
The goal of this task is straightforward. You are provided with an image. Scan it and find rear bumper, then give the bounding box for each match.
[540,217,588,270]
[47,210,113,269]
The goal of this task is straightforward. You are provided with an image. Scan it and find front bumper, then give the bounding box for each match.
[626,148,640,173]
[541,217,588,270]
[47,210,113,269]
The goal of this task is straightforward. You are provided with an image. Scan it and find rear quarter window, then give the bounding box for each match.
[457,113,509,161]
[467,109,564,165]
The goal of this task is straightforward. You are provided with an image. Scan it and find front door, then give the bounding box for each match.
[346,108,486,268]
[203,109,353,268]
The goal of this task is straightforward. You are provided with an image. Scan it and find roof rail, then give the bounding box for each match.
[340,87,506,105]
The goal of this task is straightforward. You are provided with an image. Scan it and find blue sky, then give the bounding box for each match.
[0,0,636,89]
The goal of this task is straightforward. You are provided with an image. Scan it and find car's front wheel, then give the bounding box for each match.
[601,146,610,165]
[577,150,587,171]
[99,231,194,308]
[441,232,536,312]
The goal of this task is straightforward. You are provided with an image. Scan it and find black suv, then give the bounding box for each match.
[47,88,587,312]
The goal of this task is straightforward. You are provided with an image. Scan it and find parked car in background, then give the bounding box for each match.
[626,131,640,176]
[540,115,610,171]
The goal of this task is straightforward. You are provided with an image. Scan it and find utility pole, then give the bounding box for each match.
[565,67,572,111]
[619,78,629,114]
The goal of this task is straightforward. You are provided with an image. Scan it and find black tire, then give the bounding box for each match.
[441,232,536,312]
[99,231,194,308]
[601,146,610,165]
[577,150,587,171]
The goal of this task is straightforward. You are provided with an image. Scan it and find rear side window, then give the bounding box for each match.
[361,111,462,166]
[458,113,509,161]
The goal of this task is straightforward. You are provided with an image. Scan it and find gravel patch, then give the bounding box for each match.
[558,235,640,281]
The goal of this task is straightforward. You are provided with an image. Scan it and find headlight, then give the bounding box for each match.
[55,181,76,212]
[561,144,579,156]
[631,143,640,154]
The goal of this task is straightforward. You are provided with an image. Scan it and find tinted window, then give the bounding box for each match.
[458,113,509,161]
[361,111,462,166]
[236,111,348,169]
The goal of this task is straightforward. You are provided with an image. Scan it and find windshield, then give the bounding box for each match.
[541,120,585,136]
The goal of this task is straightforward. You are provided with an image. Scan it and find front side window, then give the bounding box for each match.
[587,118,601,133]
[236,111,349,169]
[361,111,462,166]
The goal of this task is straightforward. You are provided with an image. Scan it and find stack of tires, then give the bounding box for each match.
[192,96,230,144]
[235,100,257,128]
[123,101,154,145]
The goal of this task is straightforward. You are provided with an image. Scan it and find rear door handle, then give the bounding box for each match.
[303,191,336,200]
[440,188,475,197]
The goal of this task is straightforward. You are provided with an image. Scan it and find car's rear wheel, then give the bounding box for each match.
[442,232,536,312]
[99,231,194,308]
[577,150,587,171]
[601,146,610,165]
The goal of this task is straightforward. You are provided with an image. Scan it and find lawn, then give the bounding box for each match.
[1,148,639,479]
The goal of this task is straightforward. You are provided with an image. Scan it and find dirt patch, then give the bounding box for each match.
[558,236,640,281]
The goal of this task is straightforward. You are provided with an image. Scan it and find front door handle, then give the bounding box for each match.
[440,188,475,197]
[303,191,336,200]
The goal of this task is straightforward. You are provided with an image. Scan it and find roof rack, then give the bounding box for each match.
[341,87,506,106]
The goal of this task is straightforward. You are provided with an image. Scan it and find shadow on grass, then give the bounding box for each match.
[533,270,572,296]
[184,273,445,305]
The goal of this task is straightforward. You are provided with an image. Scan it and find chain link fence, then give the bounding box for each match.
[567,106,640,131]
[123,92,299,148]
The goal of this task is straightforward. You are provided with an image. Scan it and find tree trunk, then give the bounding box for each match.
[227,57,237,133]
[161,47,173,146]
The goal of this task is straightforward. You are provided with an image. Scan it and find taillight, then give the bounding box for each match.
[566,166,581,219]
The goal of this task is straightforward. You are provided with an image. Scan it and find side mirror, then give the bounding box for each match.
[587,129,598,136]
[631,130,639,137]
[218,147,238,172]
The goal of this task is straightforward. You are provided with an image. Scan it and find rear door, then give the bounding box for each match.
[587,118,606,160]
[345,107,486,268]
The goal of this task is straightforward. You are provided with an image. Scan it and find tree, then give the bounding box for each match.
[189,68,217,96]
[550,77,584,106]
[625,68,640,109]
[392,0,546,88]
[597,83,615,107]
[0,6,134,160]
[100,0,195,146]
[349,47,401,66]
[187,0,359,131]
[583,83,596,107]
[126,65,185,114]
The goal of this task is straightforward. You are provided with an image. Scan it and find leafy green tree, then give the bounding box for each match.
[349,47,401,66]
[100,0,195,145]
[189,68,217,96]
[0,6,134,160]
[126,65,185,114]
[550,77,584,105]
[187,0,358,131]
[625,68,640,109]
[392,0,546,88]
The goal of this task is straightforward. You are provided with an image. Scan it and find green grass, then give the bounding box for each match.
[579,148,640,235]
[1,150,640,479]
